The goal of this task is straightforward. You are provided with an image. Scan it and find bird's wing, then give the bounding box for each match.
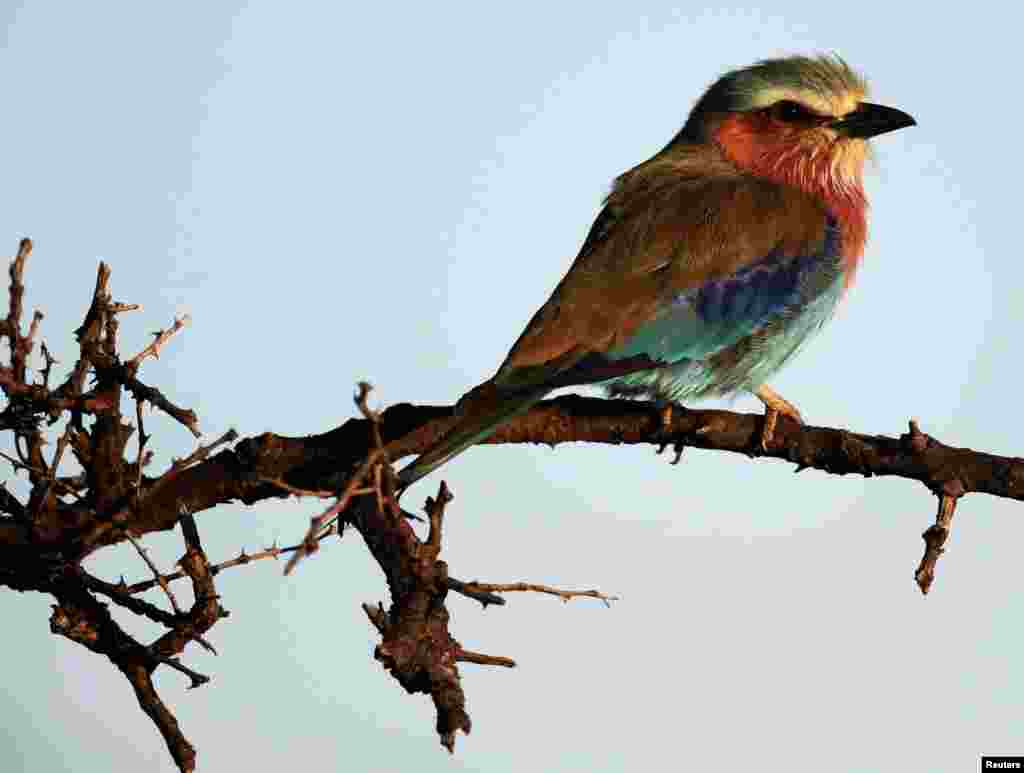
[492,171,837,392]
[397,170,837,489]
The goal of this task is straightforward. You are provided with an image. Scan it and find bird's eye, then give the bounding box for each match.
[770,100,813,123]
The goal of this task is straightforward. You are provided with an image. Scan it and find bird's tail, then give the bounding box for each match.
[396,386,548,488]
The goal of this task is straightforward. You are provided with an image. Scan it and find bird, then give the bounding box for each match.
[397,54,914,488]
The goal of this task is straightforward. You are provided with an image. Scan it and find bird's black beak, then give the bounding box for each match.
[829,102,916,139]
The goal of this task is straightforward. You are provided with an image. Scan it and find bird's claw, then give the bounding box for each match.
[652,401,688,463]
[754,384,803,451]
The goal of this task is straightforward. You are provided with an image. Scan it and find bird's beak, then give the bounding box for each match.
[829,102,916,139]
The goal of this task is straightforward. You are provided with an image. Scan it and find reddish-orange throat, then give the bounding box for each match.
[713,113,868,280]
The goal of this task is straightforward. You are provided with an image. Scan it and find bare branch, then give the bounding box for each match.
[148,509,225,659]
[128,314,190,371]
[423,480,453,556]
[6,237,1024,773]
[83,571,184,628]
[122,375,201,437]
[153,656,209,689]
[126,532,184,615]
[124,541,289,595]
[455,581,619,606]
[4,238,31,377]
[281,454,382,576]
[456,648,516,668]
[915,479,965,595]
[50,588,198,772]
[283,385,394,575]
[446,576,506,607]
[152,430,238,489]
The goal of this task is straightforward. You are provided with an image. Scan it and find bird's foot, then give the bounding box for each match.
[653,400,687,464]
[658,401,675,432]
[754,384,803,451]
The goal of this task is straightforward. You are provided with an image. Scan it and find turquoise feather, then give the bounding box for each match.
[605,220,845,401]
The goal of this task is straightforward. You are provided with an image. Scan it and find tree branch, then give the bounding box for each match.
[3,238,1023,770]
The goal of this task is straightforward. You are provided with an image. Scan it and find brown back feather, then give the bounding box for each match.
[492,146,830,391]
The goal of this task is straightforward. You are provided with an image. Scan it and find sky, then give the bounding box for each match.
[1,1,1021,771]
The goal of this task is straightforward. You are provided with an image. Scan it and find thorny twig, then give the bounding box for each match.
[124,540,296,594]
[128,314,191,371]
[126,532,183,615]
[0,244,223,772]
[283,383,397,576]
[148,429,238,494]
[455,581,619,606]
[281,453,383,576]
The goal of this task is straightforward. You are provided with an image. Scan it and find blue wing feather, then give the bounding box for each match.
[605,218,844,400]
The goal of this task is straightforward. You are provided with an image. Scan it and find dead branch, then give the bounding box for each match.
[455,581,619,606]
[126,532,184,614]
[915,479,965,594]
[128,314,191,371]
[3,238,1023,771]
[353,480,472,753]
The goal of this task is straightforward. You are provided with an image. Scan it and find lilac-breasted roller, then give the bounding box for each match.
[397,55,914,487]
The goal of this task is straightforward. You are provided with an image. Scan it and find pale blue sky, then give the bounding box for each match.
[1,1,1021,771]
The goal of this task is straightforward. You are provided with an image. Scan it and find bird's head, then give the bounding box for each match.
[678,55,915,205]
